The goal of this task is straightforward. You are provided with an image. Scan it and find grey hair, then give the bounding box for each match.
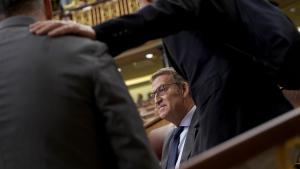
[151,67,186,84]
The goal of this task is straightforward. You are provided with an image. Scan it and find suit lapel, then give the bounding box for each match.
[161,128,176,169]
[180,107,200,162]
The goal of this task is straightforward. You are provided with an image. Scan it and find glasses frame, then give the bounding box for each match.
[150,82,179,99]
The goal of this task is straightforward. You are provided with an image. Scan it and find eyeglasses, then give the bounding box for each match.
[150,83,179,99]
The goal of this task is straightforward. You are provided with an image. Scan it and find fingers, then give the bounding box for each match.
[29,20,96,39]
[29,21,75,37]
[29,22,45,33]
[47,25,74,37]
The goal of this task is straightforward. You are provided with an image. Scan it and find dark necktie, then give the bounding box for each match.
[167,126,184,169]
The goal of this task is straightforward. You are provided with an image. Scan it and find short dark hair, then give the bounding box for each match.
[0,0,42,16]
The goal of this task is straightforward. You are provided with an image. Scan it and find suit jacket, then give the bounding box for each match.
[0,16,160,169]
[93,0,299,157]
[160,107,201,169]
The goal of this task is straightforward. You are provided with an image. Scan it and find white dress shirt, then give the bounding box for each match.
[175,105,196,169]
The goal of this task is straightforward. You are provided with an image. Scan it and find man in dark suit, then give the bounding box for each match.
[30,0,300,157]
[0,0,160,169]
[150,67,199,169]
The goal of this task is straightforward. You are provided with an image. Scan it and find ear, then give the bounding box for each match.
[43,0,52,20]
[181,82,190,98]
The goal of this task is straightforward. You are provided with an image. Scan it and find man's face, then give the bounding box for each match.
[151,74,184,123]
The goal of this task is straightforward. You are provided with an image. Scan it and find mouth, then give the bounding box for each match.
[158,105,166,111]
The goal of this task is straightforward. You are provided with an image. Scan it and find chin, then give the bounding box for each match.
[159,112,168,119]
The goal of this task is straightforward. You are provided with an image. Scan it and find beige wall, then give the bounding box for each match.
[128,81,152,103]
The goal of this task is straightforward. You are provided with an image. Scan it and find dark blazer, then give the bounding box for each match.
[0,16,160,169]
[93,0,299,156]
[161,107,201,169]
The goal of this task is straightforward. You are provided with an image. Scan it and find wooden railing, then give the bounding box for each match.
[179,108,300,169]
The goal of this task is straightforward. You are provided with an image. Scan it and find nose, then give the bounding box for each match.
[154,95,162,107]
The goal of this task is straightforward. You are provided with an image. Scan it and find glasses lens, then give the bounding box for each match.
[152,83,178,98]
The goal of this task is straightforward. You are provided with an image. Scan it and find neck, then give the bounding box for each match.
[3,3,46,21]
[183,97,195,116]
[174,99,195,126]
[26,9,46,20]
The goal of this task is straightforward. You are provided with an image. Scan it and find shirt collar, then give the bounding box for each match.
[0,16,35,30]
[179,105,196,127]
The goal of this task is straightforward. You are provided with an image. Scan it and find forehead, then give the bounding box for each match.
[152,74,173,90]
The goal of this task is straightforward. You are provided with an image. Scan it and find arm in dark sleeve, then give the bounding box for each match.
[92,44,160,169]
[92,0,206,55]
[223,0,300,77]
[92,0,242,55]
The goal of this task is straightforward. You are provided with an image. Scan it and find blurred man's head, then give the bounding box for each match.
[0,0,52,20]
[151,67,194,126]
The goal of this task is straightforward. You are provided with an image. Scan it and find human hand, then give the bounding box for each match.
[29,20,96,39]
